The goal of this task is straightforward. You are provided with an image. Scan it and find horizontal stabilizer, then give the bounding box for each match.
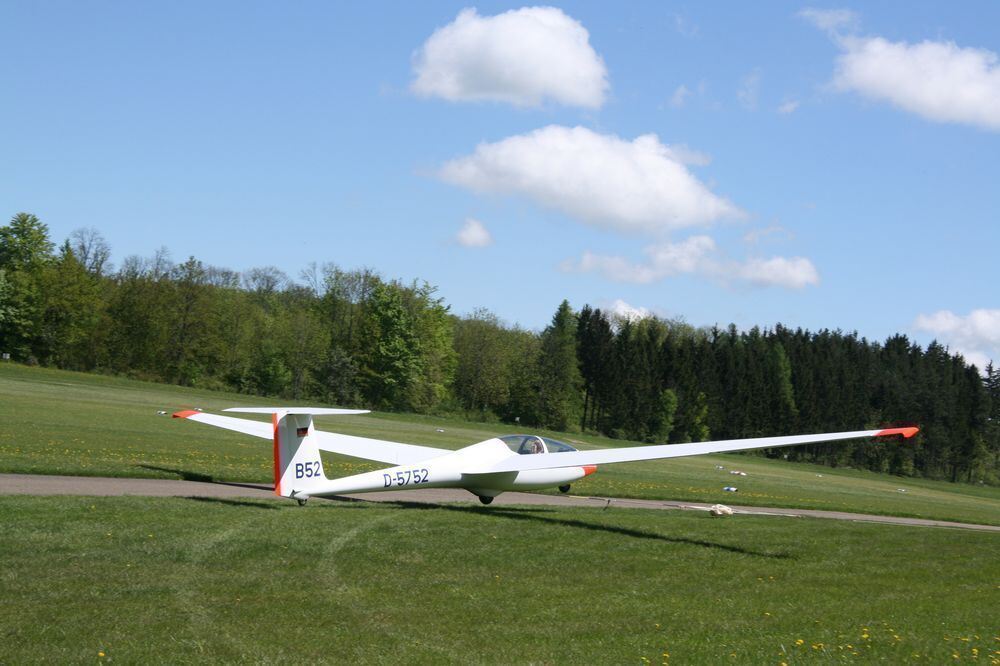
[223,407,371,416]
[173,408,448,465]
[172,410,273,439]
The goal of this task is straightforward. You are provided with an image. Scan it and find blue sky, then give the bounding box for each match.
[3,2,999,366]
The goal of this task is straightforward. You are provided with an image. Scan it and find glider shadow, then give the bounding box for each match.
[137,465,272,491]
[184,496,282,510]
[138,464,215,483]
[378,500,794,560]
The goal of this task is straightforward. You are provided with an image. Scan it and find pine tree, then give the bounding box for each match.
[536,300,582,431]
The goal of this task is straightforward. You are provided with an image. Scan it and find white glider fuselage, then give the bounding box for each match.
[301,438,595,499]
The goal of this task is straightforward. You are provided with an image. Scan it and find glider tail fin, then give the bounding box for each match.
[271,411,327,499]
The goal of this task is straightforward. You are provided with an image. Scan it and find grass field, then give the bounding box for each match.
[2,364,999,663]
[2,363,999,525]
[3,495,998,664]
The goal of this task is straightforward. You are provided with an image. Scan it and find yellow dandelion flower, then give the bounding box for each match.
[795,639,804,646]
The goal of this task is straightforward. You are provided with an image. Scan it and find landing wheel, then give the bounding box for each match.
[296,499,308,506]
[558,484,571,493]
[478,496,494,505]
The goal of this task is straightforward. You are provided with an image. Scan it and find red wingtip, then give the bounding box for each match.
[172,410,200,419]
[582,465,598,477]
[875,426,919,439]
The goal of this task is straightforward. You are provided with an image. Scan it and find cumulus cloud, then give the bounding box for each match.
[734,256,819,289]
[456,218,493,247]
[566,236,717,283]
[802,11,1000,131]
[831,36,1000,131]
[607,299,653,322]
[562,236,818,290]
[914,309,1000,369]
[438,125,742,234]
[411,6,608,108]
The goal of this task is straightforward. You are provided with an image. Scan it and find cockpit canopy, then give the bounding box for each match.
[499,435,578,455]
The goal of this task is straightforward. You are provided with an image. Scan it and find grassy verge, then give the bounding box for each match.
[3,495,997,664]
[2,363,999,525]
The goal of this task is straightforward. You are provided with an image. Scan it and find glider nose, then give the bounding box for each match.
[582,465,598,477]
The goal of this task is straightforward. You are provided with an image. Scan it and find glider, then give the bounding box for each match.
[172,407,918,505]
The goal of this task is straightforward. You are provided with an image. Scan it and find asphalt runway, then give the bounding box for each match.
[1,473,997,532]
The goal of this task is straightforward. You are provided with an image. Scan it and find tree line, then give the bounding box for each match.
[2,212,998,484]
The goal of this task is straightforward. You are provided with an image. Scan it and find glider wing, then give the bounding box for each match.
[474,427,919,473]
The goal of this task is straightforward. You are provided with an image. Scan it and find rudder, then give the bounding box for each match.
[272,411,327,499]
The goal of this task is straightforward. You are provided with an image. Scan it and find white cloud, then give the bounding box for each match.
[438,125,742,234]
[456,218,493,247]
[914,308,1000,369]
[607,299,653,322]
[777,99,800,114]
[738,68,761,110]
[566,236,717,283]
[735,256,819,289]
[830,36,1000,131]
[411,7,608,108]
[798,8,859,35]
[669,84,691,108]
[562,236,819,290]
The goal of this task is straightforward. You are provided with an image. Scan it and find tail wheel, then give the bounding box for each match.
[558,484,571,493]
[478,496,494,505]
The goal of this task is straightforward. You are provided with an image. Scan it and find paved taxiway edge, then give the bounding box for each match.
[1,473,997,533]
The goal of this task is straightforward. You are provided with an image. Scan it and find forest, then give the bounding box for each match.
[2,212,998,484]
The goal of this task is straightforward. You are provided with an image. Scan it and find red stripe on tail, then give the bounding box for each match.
[272,413,281,496]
